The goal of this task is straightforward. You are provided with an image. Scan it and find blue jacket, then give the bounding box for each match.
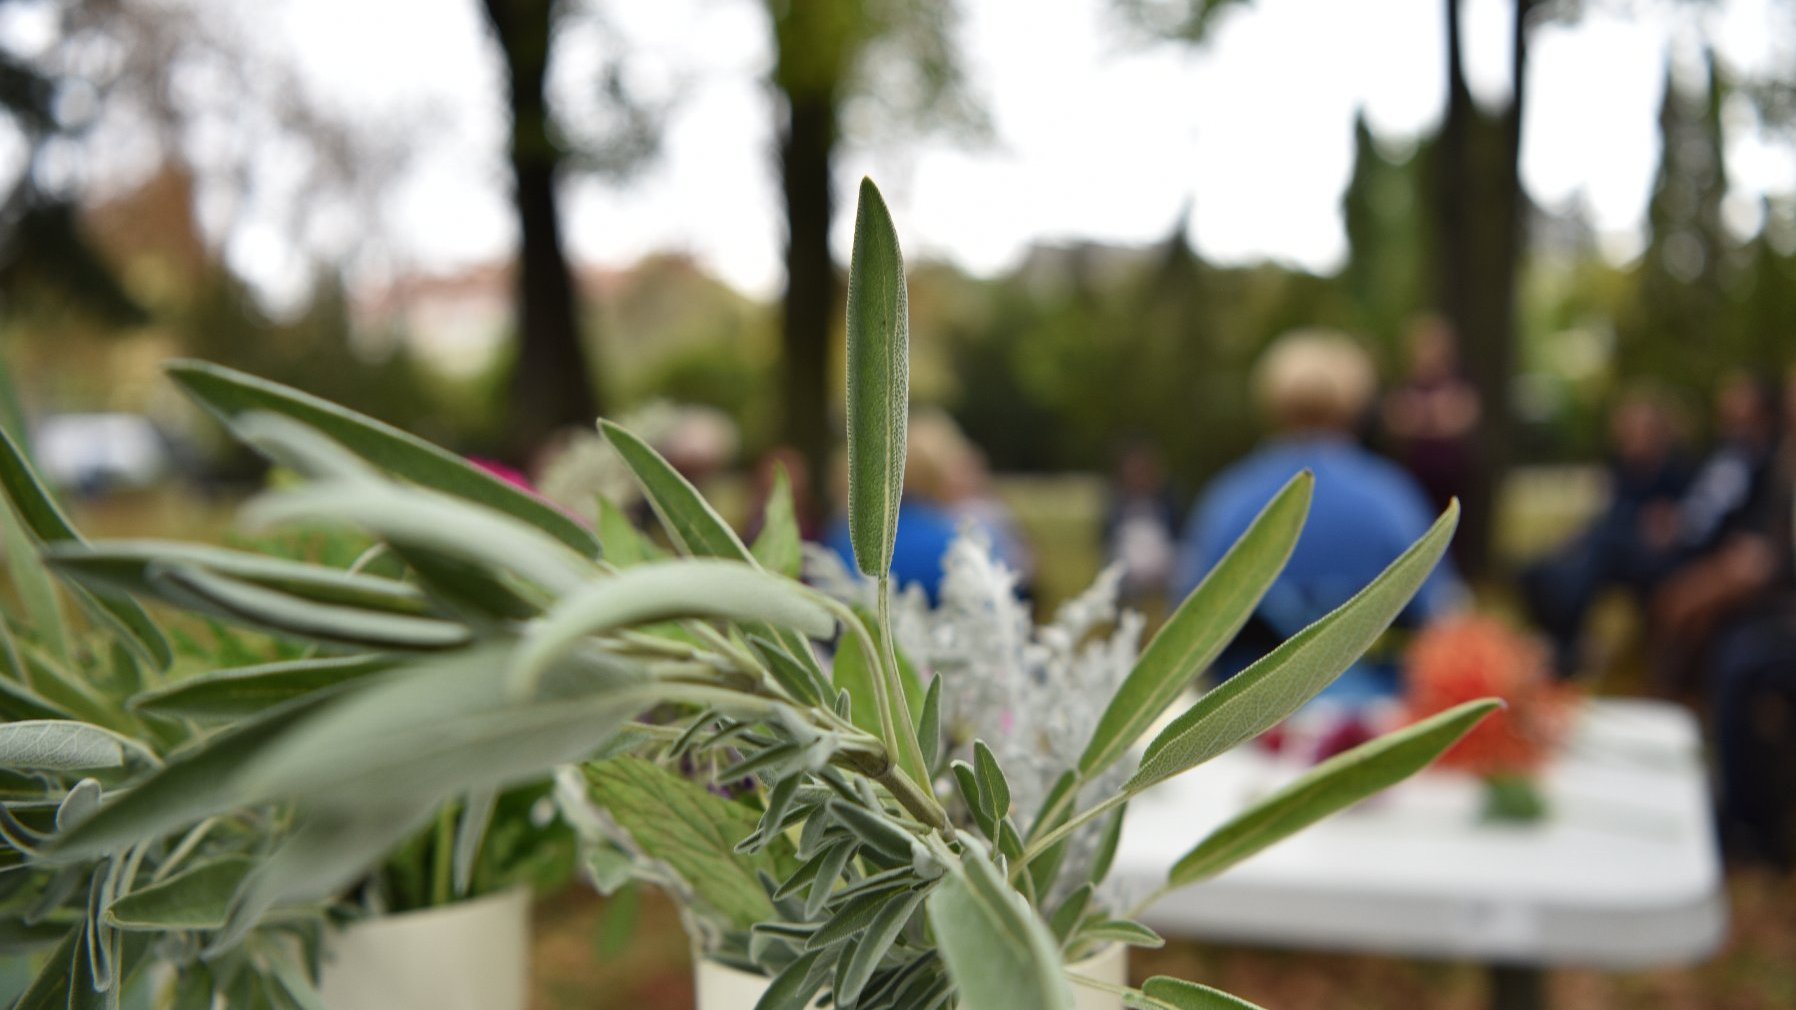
[825,500,961,604]
[1174,437,1464,692]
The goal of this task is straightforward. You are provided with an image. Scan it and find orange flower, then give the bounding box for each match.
[1403,615,1574,776]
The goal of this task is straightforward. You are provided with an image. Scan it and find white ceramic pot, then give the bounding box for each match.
[694,942,1127,1010]
[317,887,531,1010]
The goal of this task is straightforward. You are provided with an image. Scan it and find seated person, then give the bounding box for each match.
[1173,329,1464,703]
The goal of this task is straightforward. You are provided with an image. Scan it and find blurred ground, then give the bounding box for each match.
[528,868,1796,1010]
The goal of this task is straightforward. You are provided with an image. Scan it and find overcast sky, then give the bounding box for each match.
[248,0,1796,302]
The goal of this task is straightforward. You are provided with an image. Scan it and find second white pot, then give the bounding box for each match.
[317,887,531,1010]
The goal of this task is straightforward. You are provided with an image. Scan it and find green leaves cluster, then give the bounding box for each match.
[0,177,1496,1010]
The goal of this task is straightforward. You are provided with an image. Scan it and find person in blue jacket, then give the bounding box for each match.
[1173,329,1465,703]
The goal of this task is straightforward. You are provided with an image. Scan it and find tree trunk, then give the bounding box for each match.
[778,94,838,489]
[482,0,599,462]
[1433,0,1532,580]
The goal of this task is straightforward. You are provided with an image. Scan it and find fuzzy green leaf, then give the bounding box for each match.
[128,655,397,722]
[508,559,834,699]
[836,888,926,1005]
[927,841,1070,1010]
[1138,977,1269,1010]
[844,178,909,578]
[45,539,431,614]
[0,720,152,771]
[750,463,803,579]
[106,857,255,931]
[145,564,469,652]
[600,420,752,561]
[164,359,598,557]
[1075,917,1163,949]
[1128,502,1458,793]
[1168,699,1499,887]
[1081,474,1310,778]
[584,756,794,930]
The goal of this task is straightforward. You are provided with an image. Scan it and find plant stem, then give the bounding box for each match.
[1011,791,1128,884]
[875,577,929,785]
[431,803,455,907]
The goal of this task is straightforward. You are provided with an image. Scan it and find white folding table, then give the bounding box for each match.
[1113,698,1728,1008]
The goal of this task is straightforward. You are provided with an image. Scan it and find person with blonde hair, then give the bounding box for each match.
[1172,329,1463,700]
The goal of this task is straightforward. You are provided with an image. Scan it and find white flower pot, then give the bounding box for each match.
[694,942,1127,1010]
[318,887,531,1010]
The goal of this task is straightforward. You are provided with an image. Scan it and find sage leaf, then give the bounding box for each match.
[1128,502,1458,793]
[128,654,396,722]
[0,721,151,771]
[844,177,908,579]
[926,840,1070,1010]
[973,741,1011,821]
[584,756,794,930]
[243,481,594,596]
[1075,918,1164,949]
[1167,699,1499,888]
[453,789,497,897]
[106,857,255,931]
[917,674,943,771]
[146,564,469,652]
[754,948,828,1010]
[47,690,346,861]
[1080,474,1309,778]
[44,540,430,614]
[836,888,926,1006]
[0,427,170,670]
[600,420,751,561]
[508,559,834,699]
[164,359,598,557]
[750,462,803,578]
[1139,977,1269,1010]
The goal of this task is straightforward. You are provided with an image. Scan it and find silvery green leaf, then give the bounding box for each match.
[753,948,829,1010]
[925,839,1070,1010]
[599,420,752,561]
[828,801,913,863]
[750,462,803,579]
[164,359,599,557]
[835,888,926,1006]
[242,481,594,596]
[0,498,66,664]
[10,925,78,1010]
[146,564,469,652]
[844,177,908,579]
[972,741,1011,822]
[583,756,793,930]
[210,802,435,955]
[595,494,664,567]
[237,646,652,808]
[0,721,153,771]
[1048,883,1093,944]
[0,426,169,670]
[1090,803,1127,887]
[950,761,994,840]
[1167,699,1499,888]
[128,654,395,722]
[45,540,431,614]
[803,840,856,920]
[1075,918,1164,950]
[1138,977,1269,1010]
[748,635,828,707]
[106,857,255,931]
[507,559,834,699]
[917,674,943,771]
[1128,503,1459,793]
[55,778,102,833]
[806,886,903,949]
[48,690,343,862]
[453,789,497,897]
[1080,474,1310,779]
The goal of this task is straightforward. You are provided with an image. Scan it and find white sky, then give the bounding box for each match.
[257,0,1795,301]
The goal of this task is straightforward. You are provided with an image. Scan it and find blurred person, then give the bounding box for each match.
[1381,315,1479,519]
[915,410,1035,588]
[1646,372,1781,690]
[1519,387,1694,677]
[1174,329,1464,702]
[1692,367,1796,864]
[822,415,960,604]
[1103,440,1180,604]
